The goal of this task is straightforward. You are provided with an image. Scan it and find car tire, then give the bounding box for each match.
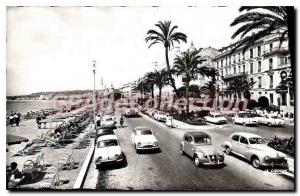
[194,155,201,167]
[251,156,261,169]
[224,146,231,155]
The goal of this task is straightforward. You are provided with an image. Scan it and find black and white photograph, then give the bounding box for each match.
[4,3,296,191]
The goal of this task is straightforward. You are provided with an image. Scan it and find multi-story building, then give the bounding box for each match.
[213,32,293,110]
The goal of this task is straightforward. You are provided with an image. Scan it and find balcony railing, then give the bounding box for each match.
[264,47,289,56]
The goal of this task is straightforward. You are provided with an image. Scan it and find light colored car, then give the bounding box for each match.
[154,111,168,122]
[180,131,224,167]
[100,115,116,127]
[222,132,288,169]
[257,115,284,127]
[131,127,159,152]
[94,135,123,167]
[232,113,258,126]
[204,113,227,124]
[124,104,139,117]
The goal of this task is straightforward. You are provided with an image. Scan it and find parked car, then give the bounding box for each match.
[124,104,139,117]
[131,127,159,153]
[204,113,227,124]
[101,115,116,127]
[154,111,168,122]
[232,113,258,126]
[222,132,288,169]
[256,115,284,127]
[179,131,224,167]
[94,135,123,168]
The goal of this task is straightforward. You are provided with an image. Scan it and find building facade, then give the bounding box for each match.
[213,32,293,110]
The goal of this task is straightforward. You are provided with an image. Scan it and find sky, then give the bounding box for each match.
[6,6,240,96]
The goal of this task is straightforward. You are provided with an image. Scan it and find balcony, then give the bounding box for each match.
[264,47,289,57]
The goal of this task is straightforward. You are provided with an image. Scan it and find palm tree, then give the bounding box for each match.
[197,66,219,99]
[173,49,203,114]
[145,71,156,99]
[153,69,170,110]
[230,6,295,81]
[145,20,187,97]
[225,74,255,99]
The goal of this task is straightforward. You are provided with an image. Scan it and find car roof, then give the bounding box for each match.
[210,112,223,115]
[231,132,262,139]
[186,131,210,138]
[135,126,152,131]
[97,134,118,142]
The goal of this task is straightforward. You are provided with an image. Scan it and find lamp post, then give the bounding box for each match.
[92,60,96,125]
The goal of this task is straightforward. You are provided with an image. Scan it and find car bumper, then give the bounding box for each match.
[200,156,224,165]
[95,157,123,166]
[136,145,159,150]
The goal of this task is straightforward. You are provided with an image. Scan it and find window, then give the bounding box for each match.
[258,77,262,88]
[233,55,236,63]
[270,93,274,104]
[270,43,273,51]
[226,68,228,76]
[240,136,248,145]
[243,64,245,72]
[250,78,254,88]
[250,48,253,58]
[243,52,245,60]
[269,58,273,70]
[232,135,240,141]
[258,46,261,56]
[269,75,273,89]
[221,60,223,67]
[234,67,236,74]
[221,70,223,76]
[229,57,231,64]
[250,62,253,74]
[238,53,241,62]
[258,61,261,72]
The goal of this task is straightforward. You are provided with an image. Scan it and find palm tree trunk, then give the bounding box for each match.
[186,83,190,114]
[151,84,154,99]
[286,7,295,83]
[165,47,179,97]
[158,87,162,110]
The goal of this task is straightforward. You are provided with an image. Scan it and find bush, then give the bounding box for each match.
[247,99,258,110]
[267,136,294,157]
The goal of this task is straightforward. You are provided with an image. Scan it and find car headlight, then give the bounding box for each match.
[264,156,271,161]
[153,141,158,146]
[137,142,142,147]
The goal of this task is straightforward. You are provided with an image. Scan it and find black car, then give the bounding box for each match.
[95,127,115,143]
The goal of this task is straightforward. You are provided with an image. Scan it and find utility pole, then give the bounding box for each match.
[92,60,96,126]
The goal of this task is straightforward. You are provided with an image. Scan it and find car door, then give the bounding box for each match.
[230,134,240,153]
[236,136,249,158]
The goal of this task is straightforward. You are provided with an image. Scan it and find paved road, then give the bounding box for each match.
[85,114,294,190]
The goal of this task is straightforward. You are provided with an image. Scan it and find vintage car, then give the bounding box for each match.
[204,112,227,124]
[222,132,288,169]
[131,127,159,153]
[154,111,168,122]
[256,115,284,127]
[124,104,139,117]
[179,131,224,167]
[232,113,258,126]
[95,127,114,143]
[94,135,123,168]
[100,115,116,127]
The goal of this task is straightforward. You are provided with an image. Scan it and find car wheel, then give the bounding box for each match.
[251,156,261,169]
[194,155,201,167]
[243,122,246,127]
[224,146,231,155]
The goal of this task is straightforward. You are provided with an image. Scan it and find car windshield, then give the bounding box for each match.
[271,116,280,119]
[105,118,113,121]
[215,114,224,118]
[136,129,152,135]
[249,137,266,144]
[97,139,118,148]
[194,136,212,145]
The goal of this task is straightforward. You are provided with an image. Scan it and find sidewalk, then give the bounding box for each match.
[6,117,93,189]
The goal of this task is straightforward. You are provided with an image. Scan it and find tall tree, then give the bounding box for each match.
[153,69,170,110]
[230,6,295,82]
[173,49,203,114]
[145,20,187,97]
[225,74,255,99]
[145,71,156,99]
[197,66,219,99]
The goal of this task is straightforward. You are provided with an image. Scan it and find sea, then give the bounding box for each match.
[6,100,68,115]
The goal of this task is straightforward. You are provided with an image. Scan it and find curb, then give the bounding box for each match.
[73,126,95,189]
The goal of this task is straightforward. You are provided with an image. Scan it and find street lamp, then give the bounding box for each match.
[92,60,96,126]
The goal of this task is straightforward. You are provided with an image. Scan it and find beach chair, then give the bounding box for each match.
[38,166,61,189]
[22,152,45,179]
[44,137,62,149]
[12,142,36,157]
[58,151,75,170]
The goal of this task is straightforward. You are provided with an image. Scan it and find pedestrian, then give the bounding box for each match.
[9,111,15,127]
[36,115,42,129]
[96,114,101,127]
[14,113,20,127]
[120,114,124,128]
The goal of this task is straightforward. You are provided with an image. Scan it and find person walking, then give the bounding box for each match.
[9,111,15,127]
[96,114,101,127]
[36,114,42,129]
[14,113,20,127]
[119,114,124,128]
